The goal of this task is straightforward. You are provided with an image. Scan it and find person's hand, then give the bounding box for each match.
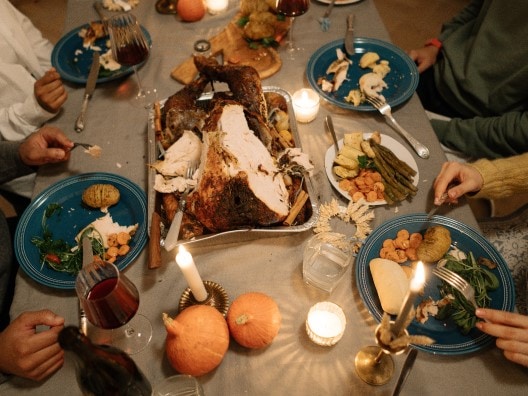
[34,68,68,114]
[407,46,440,73]
[476,308,528,368]
[19,125,74,166]
[433,161,484,205]
[0,310,65,381]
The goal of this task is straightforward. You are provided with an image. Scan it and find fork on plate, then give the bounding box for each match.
[162,161,198,251]
[72,142,95,151]
[432,266,478,309]
[365,95,430,159]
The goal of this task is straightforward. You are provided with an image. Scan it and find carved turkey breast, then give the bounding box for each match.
[186,103,290,232]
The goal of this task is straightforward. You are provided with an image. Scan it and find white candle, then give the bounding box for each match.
[292,89,320,123]
[392,261,425,336]
[176,245,208,302]
[306,302,346,346]
[206,0,228,14]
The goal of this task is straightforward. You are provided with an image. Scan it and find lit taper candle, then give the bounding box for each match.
[176,245,208,302]
[392,261,425,336]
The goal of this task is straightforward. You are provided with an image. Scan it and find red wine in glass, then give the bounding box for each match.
[85,276,139,329]
[276,0,310,57]
[76,260,152,355]
[108,13,156,108]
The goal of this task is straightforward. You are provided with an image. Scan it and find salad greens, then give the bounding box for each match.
[436,250,499,334]
[31,204,105,275]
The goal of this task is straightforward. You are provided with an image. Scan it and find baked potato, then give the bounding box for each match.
[416,225,451,262]
[82,184,120,209]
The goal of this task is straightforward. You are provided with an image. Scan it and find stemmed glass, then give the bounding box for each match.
[76,259,152,355]
[276,0,310,59]
[107,13,156,109]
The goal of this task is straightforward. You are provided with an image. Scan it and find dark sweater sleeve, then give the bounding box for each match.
[439,0,483,40]
[0,141,36,185]
[431,111,528,159]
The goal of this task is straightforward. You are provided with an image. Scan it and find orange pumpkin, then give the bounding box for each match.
[163,305,229,376]
[176,0,206,22]
[226,292,281,349]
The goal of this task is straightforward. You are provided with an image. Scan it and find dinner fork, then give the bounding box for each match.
[72,142,94,150]
[319,0,336,32]
[162,161,198,251]
[365,95,430,159]
[432,266,478,310]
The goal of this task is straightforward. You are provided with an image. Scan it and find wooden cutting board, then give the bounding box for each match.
[171,13,290,85]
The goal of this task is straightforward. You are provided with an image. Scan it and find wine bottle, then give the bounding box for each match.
[58,326,152,396]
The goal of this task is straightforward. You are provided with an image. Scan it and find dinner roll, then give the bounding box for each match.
[370,258,409,315]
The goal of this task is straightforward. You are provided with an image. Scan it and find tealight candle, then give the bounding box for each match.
[392,261,425,336]
[292,88,320,123]
[306,302,346,346]
[175,245,208,302]
[206,0,228,14]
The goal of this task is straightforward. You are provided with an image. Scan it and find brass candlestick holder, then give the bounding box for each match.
[355,320,408,386]
[178,280,229,317]
[355,314,434,386]
[155,0,177,14]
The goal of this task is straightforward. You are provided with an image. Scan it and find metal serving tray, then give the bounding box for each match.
[147,86,319,246]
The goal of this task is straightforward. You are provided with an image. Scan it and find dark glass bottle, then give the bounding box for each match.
[58,326,152,396]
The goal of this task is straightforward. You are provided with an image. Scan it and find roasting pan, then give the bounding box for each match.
[147,86,319,247]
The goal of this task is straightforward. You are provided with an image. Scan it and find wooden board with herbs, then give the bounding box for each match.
[170,12,290,85]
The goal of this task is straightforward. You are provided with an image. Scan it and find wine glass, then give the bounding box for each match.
[107,13,157,109]
[76,259,152,355]
[276,0,310,59]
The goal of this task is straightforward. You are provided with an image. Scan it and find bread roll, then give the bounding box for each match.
[370,258,409,315]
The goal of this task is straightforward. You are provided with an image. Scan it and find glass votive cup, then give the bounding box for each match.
[292,88,320,123]
[306,301,346,346]
[206,0,228,15]
[302,232,355,293]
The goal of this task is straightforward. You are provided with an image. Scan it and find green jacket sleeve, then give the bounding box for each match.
[431,111,528,159]
[438,0,483,40]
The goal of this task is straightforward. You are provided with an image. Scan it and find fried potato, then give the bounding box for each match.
[416,226,452,262]
[334,165,359,179]
[343,132,364,150]
[82,184,120,209]
[338,145,364,161]
[359,52,380,68]
[334,154,359,170]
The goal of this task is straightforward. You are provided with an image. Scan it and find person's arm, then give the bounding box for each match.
[438,0,484,41]
[432,111,528,159]
[0,140,34,185]
[0,310,65,381]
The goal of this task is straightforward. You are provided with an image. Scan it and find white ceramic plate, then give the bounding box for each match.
[324,133,419,204]
[317,0,364,5]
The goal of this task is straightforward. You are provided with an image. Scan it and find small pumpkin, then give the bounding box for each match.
[163,305,229,376]
[227,292,281,349]
[176,0,206,22]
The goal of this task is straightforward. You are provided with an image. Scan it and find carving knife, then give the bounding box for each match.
[79,236,93,336]
[75,51,100,132]
[325,115,340,155]
[344,14,355,55]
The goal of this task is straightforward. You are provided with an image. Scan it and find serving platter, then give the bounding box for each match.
[355,214,515,355]
[147,86,319,246]
[14,173,148,290]
[306,38,419,111]
[324,133,419,204]
[51,22,151,84]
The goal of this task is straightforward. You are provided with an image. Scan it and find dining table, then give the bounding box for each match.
[2,0,527,395]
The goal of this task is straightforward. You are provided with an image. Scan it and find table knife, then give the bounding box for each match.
[392,347,418,396]
[75,51,100,133]
[79,236,93,336]
[325,115,340,155]
[344,14,355,55]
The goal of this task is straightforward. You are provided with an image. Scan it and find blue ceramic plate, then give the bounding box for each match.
[51,22,152,84]
[306,38,419,111]
[14,173,147,290]
[355,214,515,355]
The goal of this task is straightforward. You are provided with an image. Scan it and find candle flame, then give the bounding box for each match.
[410,261,425,291]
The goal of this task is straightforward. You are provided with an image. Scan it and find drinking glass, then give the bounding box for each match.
[76,260,152,355]
[107,13,156,109]
[275,0,310,59]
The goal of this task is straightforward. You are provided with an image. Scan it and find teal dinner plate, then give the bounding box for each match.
[14,173,147,290]
[51,22,152,84]
[306,38,419,111]
[355,214,515,355]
